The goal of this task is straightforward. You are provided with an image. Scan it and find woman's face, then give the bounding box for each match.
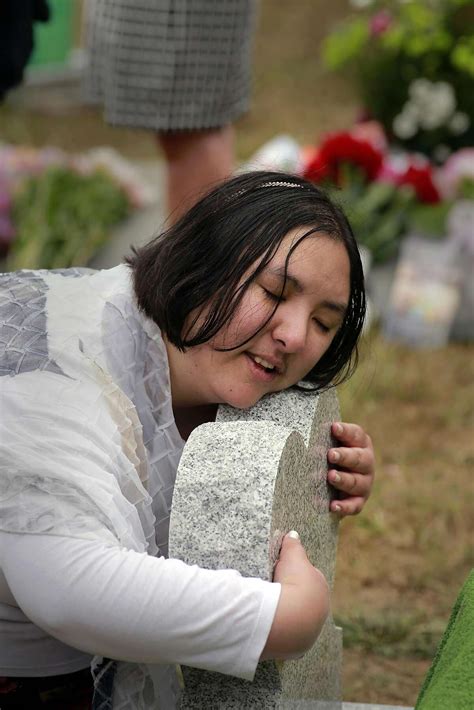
[168,228,351,409]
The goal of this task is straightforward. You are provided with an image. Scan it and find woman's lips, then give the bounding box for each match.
[245,352,279,382]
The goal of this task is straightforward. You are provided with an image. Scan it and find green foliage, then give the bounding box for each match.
[451,35,474,76]
[408,201,453,236]
[459,176,474,199]
[322,0,474,159]
[319,163,454,263]
[8,167,129,270]
[381,3,452,56]
[322,18,369,70]
[326,173,419,264]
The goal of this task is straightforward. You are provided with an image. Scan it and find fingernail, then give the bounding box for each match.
[334,423,343,435]
[287,530,300,540]
[330,450,340,463]
[333,504,342,513]
[331,471,341,483]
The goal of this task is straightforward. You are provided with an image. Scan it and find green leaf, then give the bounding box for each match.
[321,19,370,70]
[407,201,453,237]
[451,36,474,77]
[458,177,474,199]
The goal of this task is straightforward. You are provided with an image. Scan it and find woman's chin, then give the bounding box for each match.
[221,391,264,411]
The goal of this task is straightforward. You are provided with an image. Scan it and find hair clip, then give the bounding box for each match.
[260,181,304,189]
[228,180,305,202]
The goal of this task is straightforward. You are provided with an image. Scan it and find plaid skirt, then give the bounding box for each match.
[84,0,258,131]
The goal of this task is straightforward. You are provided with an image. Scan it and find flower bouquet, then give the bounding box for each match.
[301,122,473,265]
[322,0,474,163]
[0,146,155,271]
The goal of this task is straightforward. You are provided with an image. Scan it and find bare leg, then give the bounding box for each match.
[157,125,235,223]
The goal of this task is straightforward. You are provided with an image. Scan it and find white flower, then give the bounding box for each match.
[403,100,422,123]
[420,110,446,131]
[449,112,470,135]
[393,111,418,139]
[387,149,411,174]
[433,81,456,117]
[405,79,457,131]
[409,78,432,101]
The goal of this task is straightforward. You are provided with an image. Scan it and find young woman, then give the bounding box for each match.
[0,171,374,708]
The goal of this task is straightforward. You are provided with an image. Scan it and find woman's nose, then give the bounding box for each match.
[271,310,308,352]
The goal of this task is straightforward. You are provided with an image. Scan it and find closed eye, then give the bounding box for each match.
[262,286,285,303]
[313,318,331,334]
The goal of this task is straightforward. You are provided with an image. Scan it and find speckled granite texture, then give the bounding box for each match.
[169,388,342,708]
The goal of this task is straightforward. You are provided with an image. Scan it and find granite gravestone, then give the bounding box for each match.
[168,388,343,709]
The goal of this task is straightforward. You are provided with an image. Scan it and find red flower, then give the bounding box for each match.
[303,132,383,186]
[398,164,441,204]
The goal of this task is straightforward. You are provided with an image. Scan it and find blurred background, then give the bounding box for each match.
[0,0,472,705]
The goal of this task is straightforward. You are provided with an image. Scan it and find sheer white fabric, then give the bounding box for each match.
[0,266,186,707]
[0,266,183,556]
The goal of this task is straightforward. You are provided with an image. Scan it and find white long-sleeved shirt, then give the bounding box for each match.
[0,532,279,678]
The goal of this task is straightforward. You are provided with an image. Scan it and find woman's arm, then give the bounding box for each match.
[0,530,328,679]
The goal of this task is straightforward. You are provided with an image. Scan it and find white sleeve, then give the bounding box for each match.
[0,531,281,681]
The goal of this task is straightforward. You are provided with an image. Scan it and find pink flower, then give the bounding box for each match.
[436,148,474,199]
[376,151,411,184]
[370,10,392,36]
[351,120,388,153]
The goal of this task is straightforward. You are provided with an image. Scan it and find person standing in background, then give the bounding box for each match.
[0,0,50,102]
[84,0,258,221]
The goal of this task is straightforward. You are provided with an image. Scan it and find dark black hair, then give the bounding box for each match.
[126,170,366,391]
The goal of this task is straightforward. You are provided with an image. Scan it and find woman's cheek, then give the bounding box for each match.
[228,301,273,344]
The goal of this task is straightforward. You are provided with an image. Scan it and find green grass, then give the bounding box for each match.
[335,611,446,660]
[334,328,473,702]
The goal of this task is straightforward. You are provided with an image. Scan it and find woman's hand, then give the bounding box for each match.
[261,531,330,660]
[327,422,375,517]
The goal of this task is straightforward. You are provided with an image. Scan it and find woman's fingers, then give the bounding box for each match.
[331,421,370,448]
[327,422,376,516]
[328,469,369,496]
[330,496,366,517]
[328,446,372,474]
[275,530,311,580]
